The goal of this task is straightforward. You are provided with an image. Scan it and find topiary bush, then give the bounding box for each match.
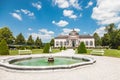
[43,43,50,53]
[0,39,9,55]
[60,46,63,51]
[77,42,87,54]
[63,46,66,50]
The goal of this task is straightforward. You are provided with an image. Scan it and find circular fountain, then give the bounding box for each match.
[0,55,96,71]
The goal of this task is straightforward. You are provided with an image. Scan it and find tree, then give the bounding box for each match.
[105,23,116,34]
[15,33,26,45]
[105,23,117,48]
[50,38,54,46]
[43,43,50,53]
[115,31,120,48]
[0,39,9,55]
[102,33,110,46]
[93,33,101,46]
[77,42,87,54]
[0,27,14,44]
[35,37,42,48]
[27,35,34,45]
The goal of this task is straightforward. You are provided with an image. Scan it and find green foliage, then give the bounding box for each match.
[19,46,25,50]
[15,33,26,45]
[60,46,63,51]
[77,42,87,54]
[115,31,120,48]
[101,23,120,49]
[0,27,14,44]
[50,39,54,46]
[93,33,101,46]
[63,46,66,50]
[0,39,9,55]
[26,46,32,50]
[118,46,120,50]
[43,43,50,53]
[102,33,110,46]
[35,37,42,48]
[59,46,67,50]
[27,35,34,45]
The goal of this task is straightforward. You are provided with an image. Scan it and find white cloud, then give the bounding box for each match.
[69,0,81,9]
[32,1,42,10]
[61,28,80,35]
[11,9,35,20]
[28,28,32,31]
[85,1,93,8]
[10,13,22,21]
[63,10,77,19]
[15,10,20,13]
[54,0,69,8]
[21,9,34,17]
[93,26,106,37]
[52,20,69,27]
[53,0,81,10]
[92,0,120,25]
[30,29,54,42]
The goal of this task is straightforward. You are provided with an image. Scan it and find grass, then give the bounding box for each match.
[5,48,120,58]
[76,49,120,58]
[104,49,120,58]
[9,49,60,55]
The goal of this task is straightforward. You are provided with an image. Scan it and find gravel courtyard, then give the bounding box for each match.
[0,49,120,80]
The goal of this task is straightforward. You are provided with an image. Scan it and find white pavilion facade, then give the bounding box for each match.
[54,29,95,48]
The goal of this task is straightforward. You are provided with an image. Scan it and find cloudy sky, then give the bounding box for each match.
[0,0,120,42]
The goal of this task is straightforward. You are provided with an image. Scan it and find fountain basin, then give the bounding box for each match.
[0,55,96,71]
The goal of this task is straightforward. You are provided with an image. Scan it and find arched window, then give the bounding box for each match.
[67,40,69,45]
[86,41,88,46]
[90,41,93,46]
[64,41,66,46]
[60,41,63,46]
[56,41,59,46]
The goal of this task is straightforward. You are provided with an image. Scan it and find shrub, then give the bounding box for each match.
[0,39,9,55]
[60,46,63,51]
[77,42,87,54]
[20,46,25,50]
[118,46,120,50]
[43,43,50,53]
[63,46,66,50]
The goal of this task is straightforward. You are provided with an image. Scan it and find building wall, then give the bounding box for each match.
[54,39,67,47]
[79,38,95,47]
[54,38,95,48]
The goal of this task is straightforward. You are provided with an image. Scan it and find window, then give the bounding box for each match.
[64,41,66,46]
[67,40,69,45]
[90,41,93,46]
[86,41,88,46]
[56,41,59,46]
[60,41,63,46]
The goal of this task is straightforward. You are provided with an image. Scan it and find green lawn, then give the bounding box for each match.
[9,49,60,55]
[104,49,120,58]
[76,49,120,58]
[6,49,120,58]
[86,49,120,58]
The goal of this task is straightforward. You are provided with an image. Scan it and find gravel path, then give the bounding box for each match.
[0,49,120,80]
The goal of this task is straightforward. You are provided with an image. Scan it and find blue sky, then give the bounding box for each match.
[0,0,120,42]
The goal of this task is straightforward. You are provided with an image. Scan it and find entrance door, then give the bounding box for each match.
[72,40,75,47]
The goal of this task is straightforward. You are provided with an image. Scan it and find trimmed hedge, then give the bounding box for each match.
[77,42,87,54]
[0,39,9,55]
[43,43,50,53]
